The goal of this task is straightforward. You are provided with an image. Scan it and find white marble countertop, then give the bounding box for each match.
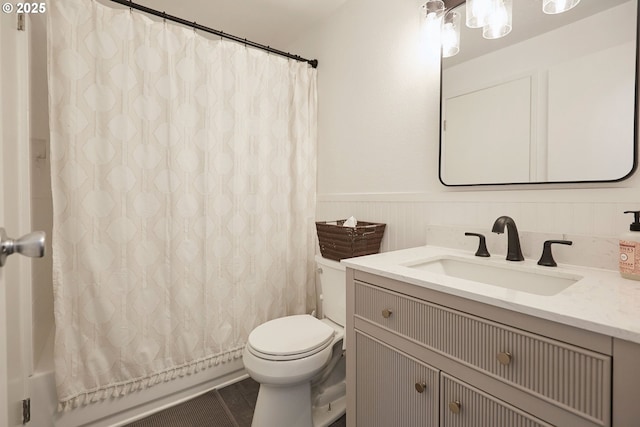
[341,245,640,345]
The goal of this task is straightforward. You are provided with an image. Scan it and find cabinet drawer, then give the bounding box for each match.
[441,373,552,427]
[354,282,611,425]
[356,331,439,427]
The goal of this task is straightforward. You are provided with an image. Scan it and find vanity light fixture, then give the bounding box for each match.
[424,0,445,20]
[435,0,582,58]
[442,10,461,57]
[466,0,492,28]
[543,0,581,15]
[423,0,445,58]
[482,0,512,39]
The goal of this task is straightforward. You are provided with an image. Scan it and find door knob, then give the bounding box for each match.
[0,228,46,267]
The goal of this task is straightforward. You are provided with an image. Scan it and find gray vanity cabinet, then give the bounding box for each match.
[345,268,635,427]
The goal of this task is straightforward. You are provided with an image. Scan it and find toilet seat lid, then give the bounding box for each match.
[248,314,335,358]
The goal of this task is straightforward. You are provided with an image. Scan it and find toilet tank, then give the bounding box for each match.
[315,255,346,327]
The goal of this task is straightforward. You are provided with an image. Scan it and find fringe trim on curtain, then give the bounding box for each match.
[57,345,245,412]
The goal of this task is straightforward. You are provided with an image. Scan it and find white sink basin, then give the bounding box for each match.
[404,256,582,296]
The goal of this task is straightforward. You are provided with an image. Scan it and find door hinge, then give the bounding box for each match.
[17,13,25,31]
[22,398,30,424]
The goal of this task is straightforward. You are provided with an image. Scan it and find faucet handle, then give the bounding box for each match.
[537,240,572,267]
[465,232,490,257]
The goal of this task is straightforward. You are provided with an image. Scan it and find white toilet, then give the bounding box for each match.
[242,255,346,427]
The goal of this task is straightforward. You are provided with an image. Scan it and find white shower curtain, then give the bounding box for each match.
[47,0,317,410]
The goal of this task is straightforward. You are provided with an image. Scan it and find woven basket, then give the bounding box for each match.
[316,220,386,261]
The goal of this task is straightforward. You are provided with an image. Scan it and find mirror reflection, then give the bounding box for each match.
[439,0,638,186]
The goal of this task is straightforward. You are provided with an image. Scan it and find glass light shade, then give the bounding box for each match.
[543,0,581,14]
[442,11,461,58]
[424,0,445,19]
[482,0,512,40]
[466,0,493,28]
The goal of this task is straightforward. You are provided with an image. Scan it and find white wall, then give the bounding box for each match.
[289,0,640,266]
[290,0,440,194]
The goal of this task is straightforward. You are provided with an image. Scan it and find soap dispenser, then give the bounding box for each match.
[620,210,640,281]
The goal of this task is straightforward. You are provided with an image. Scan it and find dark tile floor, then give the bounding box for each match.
[127,376,346,426]
[219,377,346,427]
[217,378,260,427]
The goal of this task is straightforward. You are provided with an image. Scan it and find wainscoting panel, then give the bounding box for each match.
[316,197,625,271]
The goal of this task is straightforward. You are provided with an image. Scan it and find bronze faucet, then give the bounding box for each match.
[491,216,524,261]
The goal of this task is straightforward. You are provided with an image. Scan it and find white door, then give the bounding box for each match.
[1,11,33,427]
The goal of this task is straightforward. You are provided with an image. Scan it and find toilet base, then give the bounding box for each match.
[250,350,346,427]
[311,352,346,426]
[312,387,346,427]
[250,382,346,427]
[252,382,312,427]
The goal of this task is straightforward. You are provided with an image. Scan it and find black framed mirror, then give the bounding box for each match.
[439,0,639,186]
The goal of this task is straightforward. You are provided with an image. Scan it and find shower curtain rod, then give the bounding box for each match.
[108,0,319,68]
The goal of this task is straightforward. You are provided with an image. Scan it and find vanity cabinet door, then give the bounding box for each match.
[441,373,552,427]
[355,332,439,427]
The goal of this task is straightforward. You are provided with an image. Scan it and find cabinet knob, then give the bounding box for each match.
[448,400,461,414]
[381,308,393,319]
[497,351,512,365]
[414,382,426,394]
